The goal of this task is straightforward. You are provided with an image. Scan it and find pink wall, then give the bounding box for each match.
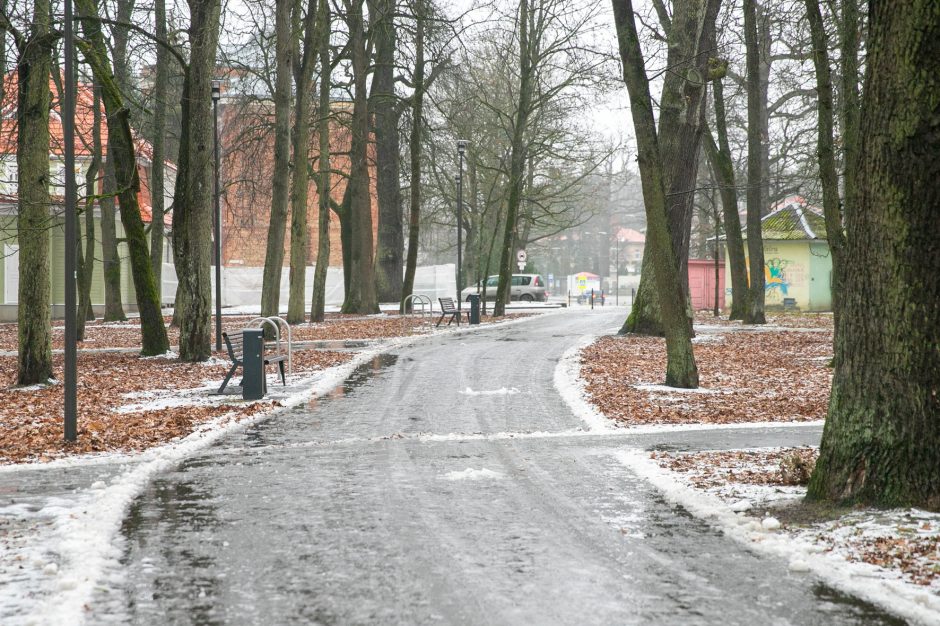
[688,259,725,310]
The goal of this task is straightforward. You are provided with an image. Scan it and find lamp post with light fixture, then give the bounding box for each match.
[211,80,222,351]
[456,140,468,324]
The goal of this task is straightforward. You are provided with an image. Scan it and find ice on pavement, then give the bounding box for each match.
[440,468,504,481]
[459,387,520,396]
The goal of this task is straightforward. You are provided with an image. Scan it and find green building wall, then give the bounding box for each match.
[1,215,153,310]
[725,239,833,312]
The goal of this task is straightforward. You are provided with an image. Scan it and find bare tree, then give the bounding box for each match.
[611,0,699,388]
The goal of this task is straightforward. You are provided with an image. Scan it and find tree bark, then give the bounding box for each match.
[369,0,404,304]
[400,0,426,313]
[703,74,748,320]
[100,145,126,320]
[839,0,860,224]
[807,0,940,510]
[76,0,170,355]
[310,0,331,323]
[621,0,720,335]
[804,0,844,336]
[172,0,222,360]
[287,0,319,324]
[494,0,534,317]
[14,0,54,384]
[77,84,102,341]
[742,0,766,324]
[149,0,169,299]
[260,0,294,321]
[339,0,379,314]
[612,0,699,388]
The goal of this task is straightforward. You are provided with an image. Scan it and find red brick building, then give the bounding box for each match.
[218,100,378,269]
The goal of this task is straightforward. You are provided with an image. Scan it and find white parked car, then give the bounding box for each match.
[460,274,548,302]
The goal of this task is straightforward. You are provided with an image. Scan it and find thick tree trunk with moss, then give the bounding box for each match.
[14,0,54,385]
[369,0,404,304]
[76,0,170,355]
[261,0,294,322]
[340,0,379,314]
[703,75,748,320]
[807,0,940,510]
[621,0,719,336]
[172,0,222,361]
[742,0,766,324]
[310,0,331,323]
[612,0,699,388]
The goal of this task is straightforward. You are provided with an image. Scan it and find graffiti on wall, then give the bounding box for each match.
[764,258,790,295]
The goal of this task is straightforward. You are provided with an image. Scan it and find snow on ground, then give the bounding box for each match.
[441,468,504,481]
[0,312,556,624]
[615,449,940,625]
[553,334,619,433]
[459,387,520,396]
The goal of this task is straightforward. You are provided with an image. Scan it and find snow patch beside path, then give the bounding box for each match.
[613,450,940,626]
[554,335,618,433]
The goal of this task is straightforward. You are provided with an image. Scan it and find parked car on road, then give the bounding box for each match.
[460,274,547,302]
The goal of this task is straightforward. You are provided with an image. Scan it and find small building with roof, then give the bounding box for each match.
[726,196,832,312]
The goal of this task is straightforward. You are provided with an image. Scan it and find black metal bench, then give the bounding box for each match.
[436,296,469,327]
[218,330,288,394]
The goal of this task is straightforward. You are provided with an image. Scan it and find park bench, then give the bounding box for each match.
[218,330,288,395]
[437,296,470,327]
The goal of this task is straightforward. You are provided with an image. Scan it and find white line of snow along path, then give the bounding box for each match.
[613,450,940,626]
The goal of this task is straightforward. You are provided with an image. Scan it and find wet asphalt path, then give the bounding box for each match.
[93,309,900,625]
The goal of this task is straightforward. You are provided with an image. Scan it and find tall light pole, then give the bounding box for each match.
[211,80,222,352]
[63,0,77,441]
[456,139,468,325]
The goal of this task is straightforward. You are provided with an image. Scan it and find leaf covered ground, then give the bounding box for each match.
[581,320,833,425]
[651,447,940,592]
[0,312,533,465]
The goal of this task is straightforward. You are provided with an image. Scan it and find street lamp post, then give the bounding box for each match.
[456,139,468,325]
[211,80,222,352]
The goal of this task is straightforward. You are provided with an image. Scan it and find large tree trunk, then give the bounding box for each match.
[494,0,533,317]
[260,0,294,321]
[703,74,748,320]
[621,0,720,336]
[287,0,319,324]
[15,0,54,385]
[340,0,379,314]
[173,0,222,361]
[369,0,404,304]
[400,0,426,313]
[612,0,699,388]
[804,0,845,335]
[310,0,331,323]
[807,0,940,510]
[742,0,766,324]
[76,0,170,355]
[149,0,169,299]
